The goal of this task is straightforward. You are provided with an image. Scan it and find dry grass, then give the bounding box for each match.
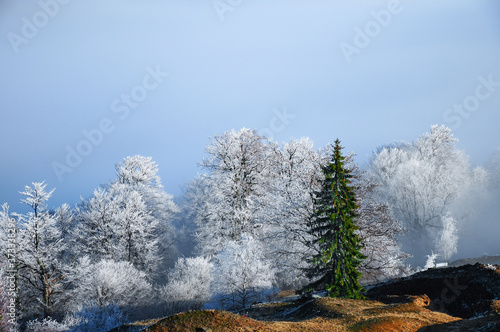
[140,295,459,332]
[115,264,500,331]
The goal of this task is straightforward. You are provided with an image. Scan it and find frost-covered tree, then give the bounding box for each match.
[67,257,152,310]
[262,138,326,288]
[16,182,66,318]
[189,129,410,289]
[53,203,74,243]
[107,185,159,272]
[214,235,274,310]
[74,188,115,261]
[160,256,213,313]
[115,155,162,188]
[368,125,485,265]
[74,155,178,275]
[355,171,408,283]
[53,203,75,264]
[196,128,275,255]
[192,131,323,288]
[115,155,179,261]
[174,175,212,259]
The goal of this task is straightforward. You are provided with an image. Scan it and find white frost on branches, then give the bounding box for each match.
[16,182,66,317]
[160,256,213,313]
[68,257,152,309]
[74,155,178,276]
[214,235,274,310]
[196,128,275,255]
[367,125,485,264]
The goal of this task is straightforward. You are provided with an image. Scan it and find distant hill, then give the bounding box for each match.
[449,254,500,267]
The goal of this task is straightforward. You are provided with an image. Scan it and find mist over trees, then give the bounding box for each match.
[367,125,487,266]
[0,124,497,329]
[457,147,500,258]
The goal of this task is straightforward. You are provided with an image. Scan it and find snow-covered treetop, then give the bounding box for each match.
[115,155,162,188]
[201,127,276,172]
[416,124,458,159]
[19,181,55,216]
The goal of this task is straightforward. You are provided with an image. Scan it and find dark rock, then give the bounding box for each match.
[367,263,500,319]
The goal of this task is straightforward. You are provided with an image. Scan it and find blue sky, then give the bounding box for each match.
[1,0,499,212]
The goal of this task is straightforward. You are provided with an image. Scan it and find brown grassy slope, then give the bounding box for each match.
[141,295,458,332]
[116,264,500,331]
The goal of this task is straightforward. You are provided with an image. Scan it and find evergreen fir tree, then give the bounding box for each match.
[304,139,365,299]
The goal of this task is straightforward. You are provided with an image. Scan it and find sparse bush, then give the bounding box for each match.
[423,252,438,270]
[26,317,69,331]
[68,258,153,310]
[161,256,213,313]
[214,235,274,310]
[485,264,497,271]
[63,303,126,332]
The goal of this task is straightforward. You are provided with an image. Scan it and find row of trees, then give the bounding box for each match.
[188,129,407,291]
[0,156,179,328]
[0,125,493,330]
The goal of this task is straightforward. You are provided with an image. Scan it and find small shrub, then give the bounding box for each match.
[63,304,127,332]
[161,256,213,314]
[423,252,438,270]
[485,264,497,271]
[26,317,69,332]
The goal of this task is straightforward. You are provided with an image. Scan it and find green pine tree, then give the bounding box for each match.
[304,139,365,299]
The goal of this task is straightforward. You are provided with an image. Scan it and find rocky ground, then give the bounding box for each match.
[366,263,500,319]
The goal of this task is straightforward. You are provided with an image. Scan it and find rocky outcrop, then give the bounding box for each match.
[367,263,500,319]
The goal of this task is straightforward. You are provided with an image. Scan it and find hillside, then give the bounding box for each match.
[449,254,500,267]
[114,264,500,332]
[140,296,457,332]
